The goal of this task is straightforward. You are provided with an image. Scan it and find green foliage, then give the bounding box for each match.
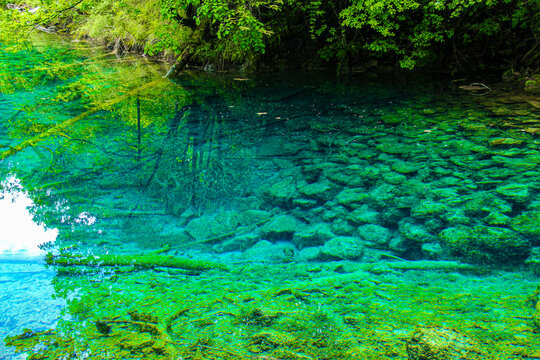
[149,0,283,64]
[1,0,538,71]
[332,0,539,69]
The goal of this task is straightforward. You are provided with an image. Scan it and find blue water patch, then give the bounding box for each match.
[0,261,65,360]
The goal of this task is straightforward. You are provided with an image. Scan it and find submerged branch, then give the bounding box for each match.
[45,252,226,271]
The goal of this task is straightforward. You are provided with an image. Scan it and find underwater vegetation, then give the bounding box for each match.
[1,39,539,359]
[5,260,540,359]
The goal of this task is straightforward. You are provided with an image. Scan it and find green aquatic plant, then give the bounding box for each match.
[5,258,539,359]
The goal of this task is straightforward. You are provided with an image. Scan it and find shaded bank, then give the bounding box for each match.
[0,0,539,76]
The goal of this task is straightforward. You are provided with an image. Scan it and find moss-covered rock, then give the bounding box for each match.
[410,200,448,219]
[511,210,540,241]
[261,176,299,208]
[382,171,407,185]
[368,183,398,209]
[325,163,369,186]
[496,183,530,203]
[238,210,273,226]
[320,236,364,260]
[213,232,260,253]
[489,138,524,147]
[484,212,511,226]
[297,180,338,202]
[406,326,489,360]
[399,219,435,244]
[524,74,540,93]
[376,142,420,156]
[357,224,392,248]
[442,209,472,226]
[391,161,422,174]
[346,204,380,225]
[260,214,303,241]
[292,223,334,249]
[462,192,512,216]
[186,211,240,242]
[439,226,531,263]
[492,155,538,171]
[331,218,356,236]
[292,198,318,209]
[335,188,369,209]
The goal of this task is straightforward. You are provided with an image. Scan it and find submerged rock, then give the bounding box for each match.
[320,236,364,260]
[357,224,392,248]
[213,232,260,253]
[238,209,273,225]
[297,180,338,202]
[369,183,397,209]
[484,212,511,226]
[321,205,348,221]
[410,200,448,220]
[389,236,408,254]
[489,137,524,147]
[376,142,420,156]
[335,188,369,209]
[462,192,512,216]
[292,223,334,249]
[262,176,299,208]
[496,183,530,203]
[257,136,301,157]
[242,240,296,263]
[186,211,240,242]
[511,210,540,241]
[421,242,444,260]
[382,171,407,185]
[331,218,356,236]
[293,198,318,209]
[297,246,321,262]
[399,219,435,245]
[476,167,515,180]
[442,209,472,226]
[391,160,422,175]
[260,214,303,241]
[326,164,367,186]
[492,155,538,171]
[346,204,380,225]
[406,326,488,360]
[439,226,531,263]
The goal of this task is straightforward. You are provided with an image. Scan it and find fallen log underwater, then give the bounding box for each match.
[45,252,226,271]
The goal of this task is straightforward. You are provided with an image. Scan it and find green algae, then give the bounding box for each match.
[5,261,539,360]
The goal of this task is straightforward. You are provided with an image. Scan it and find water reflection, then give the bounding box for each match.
[0,175,65,360]
[0,175,58,259]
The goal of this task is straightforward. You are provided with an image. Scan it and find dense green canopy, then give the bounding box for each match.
[0,0,538,73]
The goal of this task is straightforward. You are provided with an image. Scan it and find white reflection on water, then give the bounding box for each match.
[0,175,58,259]
[0,175,65,360]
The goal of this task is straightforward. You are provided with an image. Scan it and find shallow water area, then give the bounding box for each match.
[0,36,539,359]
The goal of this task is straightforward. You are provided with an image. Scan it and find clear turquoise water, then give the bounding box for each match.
[1,37,539,359]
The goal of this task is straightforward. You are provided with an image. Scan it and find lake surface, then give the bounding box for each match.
[1,35,539,359]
